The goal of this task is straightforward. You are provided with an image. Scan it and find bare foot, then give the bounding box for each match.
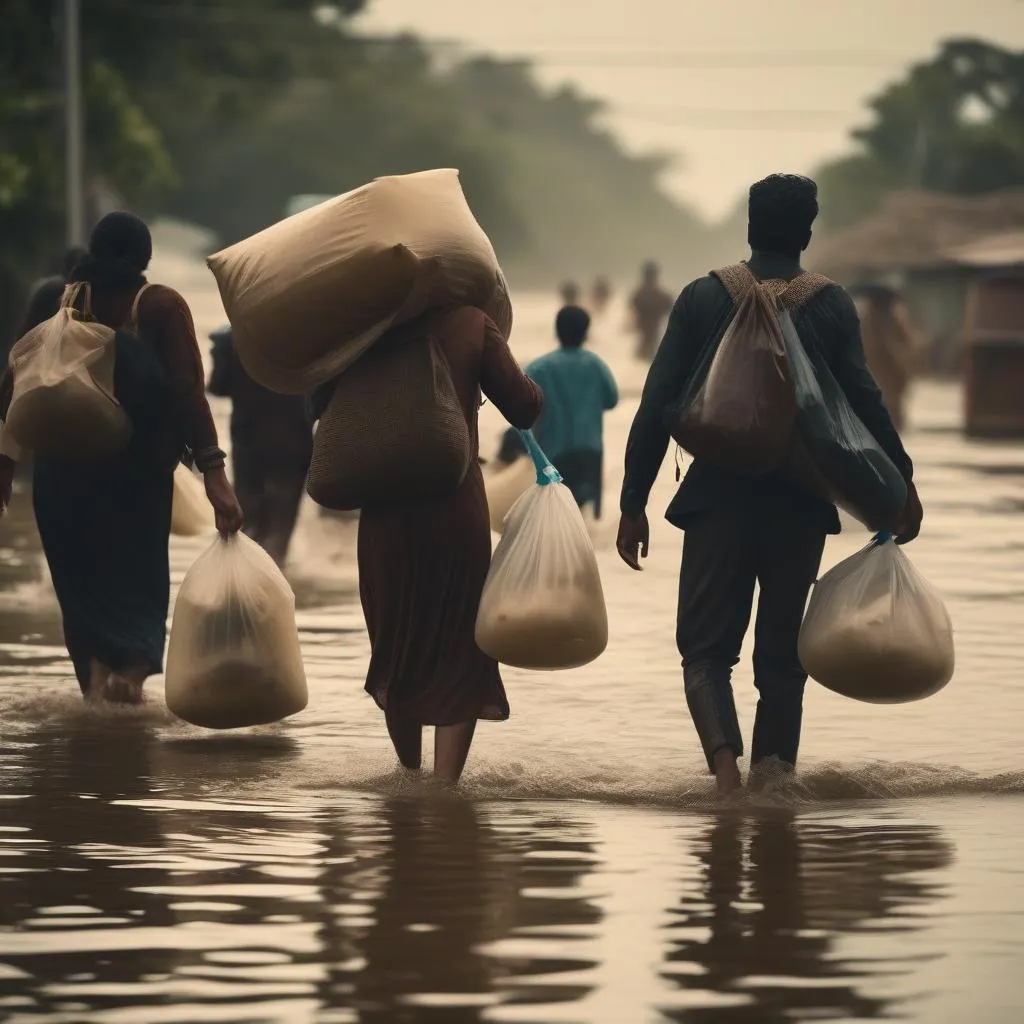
[712,747,743,798]
[103,673,144,705]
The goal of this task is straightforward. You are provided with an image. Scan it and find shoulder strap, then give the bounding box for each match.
[779,271,834,311]
[710,263,757,303]
[127,282,155,334]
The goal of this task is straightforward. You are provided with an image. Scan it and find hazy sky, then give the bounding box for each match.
[357,0,1024,220]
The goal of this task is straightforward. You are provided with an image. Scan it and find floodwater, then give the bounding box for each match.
[1,250,1023,1022]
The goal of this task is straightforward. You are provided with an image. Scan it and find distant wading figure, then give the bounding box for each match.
[630,261,673,361]
[850,283,920,432]
[352,307,542,782]
[0,212,243,704]
[526,305,619,517]
[208,324,313,567]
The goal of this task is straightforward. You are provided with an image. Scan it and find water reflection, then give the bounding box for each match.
[317,798,601,1022]
[659,812,953,1022]
[0,719,175,1019]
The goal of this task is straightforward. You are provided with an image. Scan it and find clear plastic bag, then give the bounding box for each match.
[799,535,954,704]
[484,455,535,534]
[165,533,308,728]
[780,309,908,530]
[475,432,608,670]
[171,463,215,537]
[3,283,131,461]
[666,281,795,476]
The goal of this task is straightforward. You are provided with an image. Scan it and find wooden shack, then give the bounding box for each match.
[948,232,1024,438]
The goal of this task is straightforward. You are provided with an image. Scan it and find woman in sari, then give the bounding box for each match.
[0,212,243,703]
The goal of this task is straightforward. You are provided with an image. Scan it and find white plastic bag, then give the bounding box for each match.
[3,283,131,461]
[207,168,512,395]
[799,536,954,703]
[165,533,308,728]
[170,463,215,537]
[484,456,535,534]
[476,433,608,670]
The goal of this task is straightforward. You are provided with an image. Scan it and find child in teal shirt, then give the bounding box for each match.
[522,306,619,517]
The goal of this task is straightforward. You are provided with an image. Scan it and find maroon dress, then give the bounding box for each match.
[358,306,543,725]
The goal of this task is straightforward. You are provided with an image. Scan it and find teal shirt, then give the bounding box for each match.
[526,348,619,458]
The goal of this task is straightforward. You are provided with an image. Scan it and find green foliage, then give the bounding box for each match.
[816,38,1024,235]
[2,0,702,344]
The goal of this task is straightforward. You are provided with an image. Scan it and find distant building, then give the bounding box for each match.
[811,189,1024,374]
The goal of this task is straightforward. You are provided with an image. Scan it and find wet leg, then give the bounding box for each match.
[385,706,423,772]
[751,516,826,770]
[104,660,148,705]
[433,720,477,784]
[677,507,756,795]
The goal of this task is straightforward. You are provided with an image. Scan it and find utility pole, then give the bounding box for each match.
[64,0,85,247]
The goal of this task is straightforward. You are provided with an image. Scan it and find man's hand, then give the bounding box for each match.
[894,480,923,545]
[616,512,650,570]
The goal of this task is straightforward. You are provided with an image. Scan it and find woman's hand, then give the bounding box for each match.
[0,456,16,519]
[204,465,244,536]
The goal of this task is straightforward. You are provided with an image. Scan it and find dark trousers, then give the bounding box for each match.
[676,502,826,771]
[233,448,308,567]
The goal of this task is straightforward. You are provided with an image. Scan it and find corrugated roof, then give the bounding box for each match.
[810,188,1024,277]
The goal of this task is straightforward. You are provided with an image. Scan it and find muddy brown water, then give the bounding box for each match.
[1,255,1023,1022]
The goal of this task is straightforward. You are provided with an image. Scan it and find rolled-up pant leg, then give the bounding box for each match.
[750,515,826,768]
[676,507,757,770]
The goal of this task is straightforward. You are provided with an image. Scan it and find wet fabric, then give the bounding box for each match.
[357,307,542,726]
[524,348,618,459]
[33,322,177,691]
[3,281,221,691]
[676,499,826,770]
[233,445,307,567]
[553,448,604,517]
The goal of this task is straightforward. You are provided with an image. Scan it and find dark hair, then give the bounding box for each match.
[62,245,88,281]
[642,261,659,279]
[559,280,581,304]
[555,305,591,349]
[747,173,819,258]
[72,211,152,289]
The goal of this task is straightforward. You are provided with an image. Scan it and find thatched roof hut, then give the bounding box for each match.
[810,189,1024,279]
[944,230,1024,270]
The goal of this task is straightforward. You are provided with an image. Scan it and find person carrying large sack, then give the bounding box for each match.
[0,212,244,705]
[616,173,923,797]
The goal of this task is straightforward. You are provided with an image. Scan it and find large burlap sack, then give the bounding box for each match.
[171,463,215,537]
[476,432,607,670]
[165,533,308,729]
[666,274,795,476]
[799,536,954,704]
[484,456,535,534]
[3,283,131,461]
[207,168,513,395]
[306,326,472,511]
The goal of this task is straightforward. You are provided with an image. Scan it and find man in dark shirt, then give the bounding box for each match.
[209,325,313,567]
[616,174,923,796]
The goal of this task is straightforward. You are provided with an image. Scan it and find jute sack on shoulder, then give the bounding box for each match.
[306,315,473,511]
[207,168,512,396]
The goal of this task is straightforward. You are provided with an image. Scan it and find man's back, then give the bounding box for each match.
[527,348,618,458]
[621,251,912,533]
